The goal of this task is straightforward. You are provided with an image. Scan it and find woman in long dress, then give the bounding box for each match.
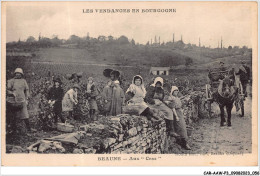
[110,80,125,116]
[167,86,191,150]
[145,77,179,137]
[6,68,32,134]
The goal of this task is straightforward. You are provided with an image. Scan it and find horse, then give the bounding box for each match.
[213,77,238,127]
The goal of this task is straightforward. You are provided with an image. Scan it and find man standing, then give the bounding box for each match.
[236,61,251,97]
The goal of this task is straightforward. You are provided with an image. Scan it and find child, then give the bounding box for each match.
[86,77,98,120]
[110,80,125,116]
[62,84,80,119]
[47,77,65,123]
[167,86,191,150]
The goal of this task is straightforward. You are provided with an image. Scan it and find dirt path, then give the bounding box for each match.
[169,97,252,154]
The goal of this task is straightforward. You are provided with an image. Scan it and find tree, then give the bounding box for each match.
[117,35,129,45]
[39,37,52,47]
[108,35,114,41]
[51,36,62,46]
[233,46,239,50]
[242,46,248,50]
[175,40,185,49]
[68,35,81,44]
[98,35,106,42]
[131,39,135,46]
[26,36,36,43]
[228,46,232,50]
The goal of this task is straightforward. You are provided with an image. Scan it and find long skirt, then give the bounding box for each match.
[89,99,98,110]
[174,108,188,140]
[8,102,29,120]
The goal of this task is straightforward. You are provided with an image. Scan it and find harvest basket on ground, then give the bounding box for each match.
[57,122,74,133]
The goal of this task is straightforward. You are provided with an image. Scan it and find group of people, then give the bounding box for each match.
[124,75,192,150]
[6,67,192,150]
[6,61,251,150]
[52,71,191,150]
[47,77,99,123]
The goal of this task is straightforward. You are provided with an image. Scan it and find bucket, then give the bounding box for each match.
[186,126,193,137]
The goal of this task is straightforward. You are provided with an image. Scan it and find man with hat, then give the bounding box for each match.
[218,61,230,80]
[236,60,251,97]
[47,77,65,123]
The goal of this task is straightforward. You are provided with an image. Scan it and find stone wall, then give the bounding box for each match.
[79,114,167,154]
[26,91,208,154]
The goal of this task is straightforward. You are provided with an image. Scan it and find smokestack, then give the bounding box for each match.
[221,36,223,49]
[199,37,201,47]
[173,33,175,43]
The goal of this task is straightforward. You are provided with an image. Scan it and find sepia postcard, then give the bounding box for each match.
[1,1,258,166]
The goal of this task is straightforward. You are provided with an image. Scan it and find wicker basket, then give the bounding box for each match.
[57,122,74,133]
[6,96,24,110]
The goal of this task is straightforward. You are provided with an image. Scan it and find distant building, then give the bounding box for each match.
[150,67,170,76]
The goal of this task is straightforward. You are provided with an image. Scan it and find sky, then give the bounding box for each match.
[4,1,257,48]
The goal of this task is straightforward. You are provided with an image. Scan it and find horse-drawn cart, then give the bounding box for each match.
[205,66,245,118]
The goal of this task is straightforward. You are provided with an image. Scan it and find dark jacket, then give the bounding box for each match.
[47,86,64,113]
[236,65,250,83]
[145,86,165,105]
[47,86,64,102]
